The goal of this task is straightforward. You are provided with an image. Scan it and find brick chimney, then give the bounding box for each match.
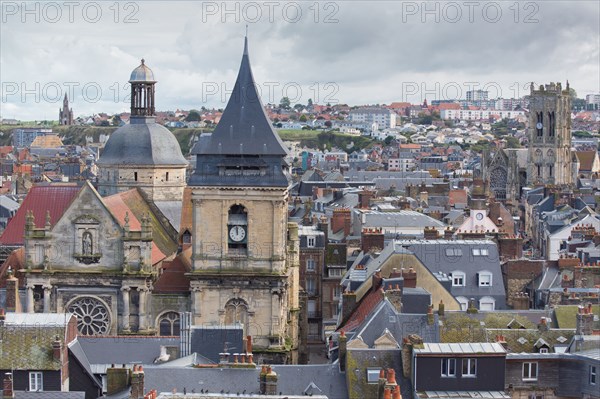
[130,365,145,399]
[385,284,402,312]
[377,369,386,399]
[318,216,329,243]
[498,236,523,260]
[444,227,455,240]
[358,190,375,209]
[107,366,130,396]
[402,267,417,289]
[265,366,278,395]
[5,267,21,313]
[3,373,13,399]
[495,334,508,350]
[331,208,351,236]
[576,303,594,336]
[0,309,5,326]
[52,335,62,362]
[361,228,384,253]
[338,331,347,372]
[437,300,445,317]
[341,291,357,322]
[423,226,439,240]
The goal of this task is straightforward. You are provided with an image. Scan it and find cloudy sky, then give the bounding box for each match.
[1,1,599,120]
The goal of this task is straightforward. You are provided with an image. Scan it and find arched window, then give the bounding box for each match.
[225,298,248,329]
[228,205,248,254]
[158,312,180,336]
[456,296,469,311]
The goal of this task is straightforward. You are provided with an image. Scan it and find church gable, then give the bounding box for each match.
[26,182,125,271]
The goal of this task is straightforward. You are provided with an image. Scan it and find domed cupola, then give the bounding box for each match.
[97,59,188,202]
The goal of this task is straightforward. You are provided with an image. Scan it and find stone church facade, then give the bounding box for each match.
[2,38,300,363]
[484,82,577,204]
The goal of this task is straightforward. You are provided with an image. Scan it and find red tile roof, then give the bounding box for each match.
[153,247,192,294]
[338,286,384,333]
[0,183,81,245]
[103,190,169,265]
[0,247,25,288]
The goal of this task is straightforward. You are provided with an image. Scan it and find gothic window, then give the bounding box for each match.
[537,165,541,177]
[549,165,553,177]
[225,298,248,329]
[82,232,93,256]
[489,167,507,200]
[68,296,111,335]
[548,111,555,137]
[158,312,180,336]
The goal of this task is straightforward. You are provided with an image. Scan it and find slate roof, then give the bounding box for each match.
[397,240,506,309]
[0,326,64,370]
[190,325,244,364]
[141,364,348,399]
[68,339,103,389]
[77,336,180,367]
[0,183,81,245]
[351,299,440,346]
[97,117,187,166]
[191,38,287,157]
[355,209,445,229]
[13,392,85,399]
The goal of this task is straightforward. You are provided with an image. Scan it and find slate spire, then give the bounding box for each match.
[194,36,288,157]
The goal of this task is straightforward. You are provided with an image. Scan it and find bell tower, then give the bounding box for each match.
[526,82,573,186]
[188,36,299,363]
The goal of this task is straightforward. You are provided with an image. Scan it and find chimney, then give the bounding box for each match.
[318,216,329,243]
[392,385,402,399]
[402,267,417,289]
[3,373,13,399]
[377,369,386,399]
[538,317,549,332]
[130,365,145,399]
[427,305,434,325]
[338,331,348,372]
[385,284,402,313]
[107,366,130,396]
[0,309,5,326]
[512,292,529,310]
[437,300,445,317]
[52,335,62,362]
[259,365,267,394]
[576,304,594,336]
[372,270,383,289]
[358,190,375,209]
[444,227,455,240]
[495,334,508,350]
[419,191,428,207]
[5,267,22,313]
[341,291,357,322]
[265,366,278,396]
[423,226,439,240]
[361,228,384,253]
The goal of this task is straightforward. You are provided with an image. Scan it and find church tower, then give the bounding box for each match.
[526,82,573,186]
[59,93,73,125]
[188,37,299,363]
[97,60,188,201]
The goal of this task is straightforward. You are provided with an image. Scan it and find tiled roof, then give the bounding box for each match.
[153,247,191,294]
[0,247,25,288]
[0,326,64,370]
[0,183,81,245]
[576,151,598,171]
[338,286,384,333]
[104,189,177,265]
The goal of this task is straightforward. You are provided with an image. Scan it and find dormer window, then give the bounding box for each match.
[307,237,316,248]
[451,271,465,287]
[478,271,493,286]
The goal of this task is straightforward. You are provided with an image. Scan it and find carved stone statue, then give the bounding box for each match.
[82,232,93,255]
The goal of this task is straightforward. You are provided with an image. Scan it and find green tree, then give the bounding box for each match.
[384,136,394,145]
[185,110,201,122]
[299,114,308,122]
[307,98,313,108]
[279,97,291,110]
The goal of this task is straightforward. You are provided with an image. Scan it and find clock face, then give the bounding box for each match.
[536,122,543,130]
[229,225,246,242]
[476,212,484,221]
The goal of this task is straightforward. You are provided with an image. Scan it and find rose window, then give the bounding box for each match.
[68,297,111,335]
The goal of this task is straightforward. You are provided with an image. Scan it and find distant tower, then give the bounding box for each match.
[59,94,74,125]
[526,82,573,186]
[96,59,188,201]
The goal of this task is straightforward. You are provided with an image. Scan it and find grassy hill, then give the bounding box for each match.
[0,125,375,155]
